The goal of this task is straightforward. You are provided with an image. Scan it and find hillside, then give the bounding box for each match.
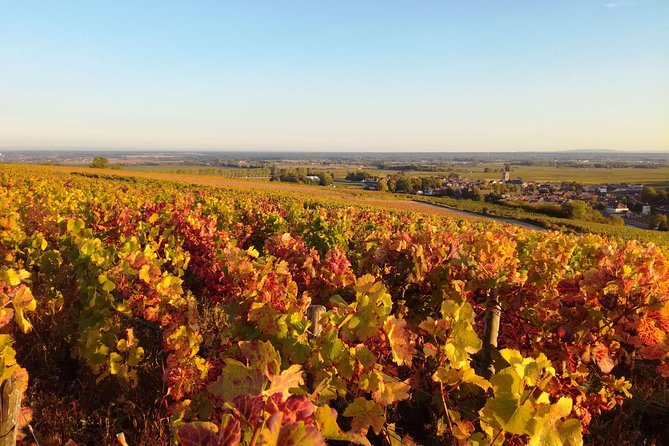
[1,165,668,445]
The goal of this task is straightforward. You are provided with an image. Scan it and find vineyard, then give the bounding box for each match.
[1,165,668,445]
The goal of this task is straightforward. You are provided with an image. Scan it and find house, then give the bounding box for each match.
[306,175,320,183]
[604,202,630,216]
[654,205,669,216]
[507,179,526,188]
[361,178,378,190]
[537,184,552,194]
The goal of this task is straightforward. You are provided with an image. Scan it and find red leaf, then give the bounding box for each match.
[176,419,240,446]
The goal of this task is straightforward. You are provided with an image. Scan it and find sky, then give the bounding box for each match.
[0,1,667,152]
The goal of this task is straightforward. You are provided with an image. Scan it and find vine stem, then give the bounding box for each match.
[439,383,453,434]
[249,424,262,446]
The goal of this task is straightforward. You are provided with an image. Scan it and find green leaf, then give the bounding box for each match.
[343,397,385,435]
[12,285,36,333]
[354,345,376,369]
[343,276,393,341]
[483,392,535,436]
[451,319,482,355]
[239,340,281,376]
[207,359,264,401]
[528,398,582,446]
[276,422,326,446]
[329,294,350,308]
[98,274,116,291]
[433,364,490,391]
[109,352,123,375]
[490,368,523,396]
[67,218,85,234]
[314,405,371,445]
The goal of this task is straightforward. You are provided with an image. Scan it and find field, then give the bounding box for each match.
[16,164,487,221]
[1,164,669,445]
[123,162,669,186]
[18,164,669,244]
[461,165,669,185]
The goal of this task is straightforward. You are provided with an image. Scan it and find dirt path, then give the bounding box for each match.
[411,200,547,231]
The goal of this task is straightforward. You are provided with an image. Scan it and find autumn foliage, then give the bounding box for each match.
[1,166,668,445]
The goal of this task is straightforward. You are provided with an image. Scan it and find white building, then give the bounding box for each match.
[604,202,630,216]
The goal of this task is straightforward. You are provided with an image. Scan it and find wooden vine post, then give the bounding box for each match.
[481,288,501,379]
[306,305,326,391]
[307,305,326,338]
[0,374,23,446]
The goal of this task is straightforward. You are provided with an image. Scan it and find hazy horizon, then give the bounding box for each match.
[1,1,668,152]
[3,147,669,155]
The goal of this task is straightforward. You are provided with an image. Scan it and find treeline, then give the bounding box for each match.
[383,175,444,193]
[215,159,273,169]
[270,167,334,186]
[515,160,669,169]
[506,200,623,225]
[375,162,447,172]
[344,171,375,181]
[641,186,669,203]
[170,167,271,177]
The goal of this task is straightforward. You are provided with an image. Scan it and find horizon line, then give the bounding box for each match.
[2,147,668,154]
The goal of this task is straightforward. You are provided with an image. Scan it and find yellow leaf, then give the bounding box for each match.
[139,265,152,283]
[372,374,411,405]
[384,316,417,367]
[266,364,304,399]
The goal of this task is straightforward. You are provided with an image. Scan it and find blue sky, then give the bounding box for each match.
[0,0,667,151]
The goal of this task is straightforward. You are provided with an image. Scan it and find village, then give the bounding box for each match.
[360,170,669,230]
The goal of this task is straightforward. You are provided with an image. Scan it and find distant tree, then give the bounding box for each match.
[376,179,388,192]
[657,189,668,201]
[561,200,588,220]
[483,167,491,173]
[607,216,625,226]
[641,186,657,203]
[90,157,110,168]
[464,187,483,201]
[421,177,441,191]
[651,214,668,231]
[486,192,502,203]
[410,177,423,193]
[504,163,511,172]
[319,172,334,186]
[345,171,373,181]
[394,177,412,193]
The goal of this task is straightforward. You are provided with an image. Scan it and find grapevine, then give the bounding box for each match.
[1,165,668,445]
